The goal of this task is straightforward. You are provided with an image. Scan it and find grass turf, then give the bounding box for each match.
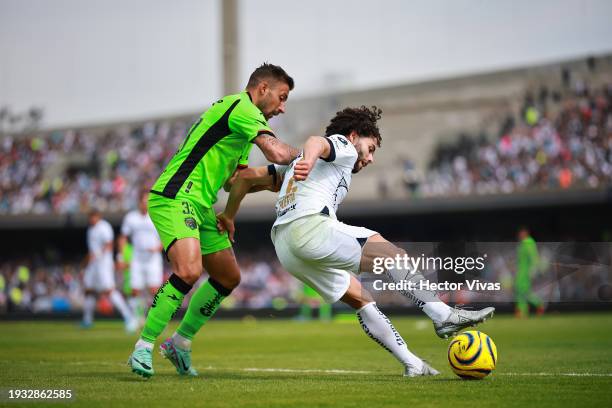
[1,313,611,407]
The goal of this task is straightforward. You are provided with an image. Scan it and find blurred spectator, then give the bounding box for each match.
[400,157,421,195]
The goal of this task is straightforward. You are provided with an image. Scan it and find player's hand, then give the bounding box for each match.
[293,159,313,181]
[216,212,236,243]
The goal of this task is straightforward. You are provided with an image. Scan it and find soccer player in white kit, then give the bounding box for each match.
[82,210,136,332]
[117,191,164,322]
[218,106,495,376]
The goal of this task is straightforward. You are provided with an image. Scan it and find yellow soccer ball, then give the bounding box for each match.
[448,330,497,379]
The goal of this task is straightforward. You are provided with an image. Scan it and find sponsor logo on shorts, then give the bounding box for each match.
[185,217,197,230]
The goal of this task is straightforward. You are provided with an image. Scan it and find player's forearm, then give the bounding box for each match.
[268,140,299,164]
[223,168,241,192]
[255,134,300,164]
[224,177,253,219]
[278,141,300,164]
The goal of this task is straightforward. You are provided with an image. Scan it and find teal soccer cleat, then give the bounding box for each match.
[160,338,198,376]
[128,347,154,378]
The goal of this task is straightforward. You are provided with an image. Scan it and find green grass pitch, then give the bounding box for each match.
[1,313,611,407]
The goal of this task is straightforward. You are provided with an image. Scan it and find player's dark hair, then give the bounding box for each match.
[247,63,294,90]
[324,105,383,146]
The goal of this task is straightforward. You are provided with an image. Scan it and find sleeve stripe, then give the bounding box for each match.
[257,130,276,138]
[322,137,336,162]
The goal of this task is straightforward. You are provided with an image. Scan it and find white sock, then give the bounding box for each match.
[171,332,192,350]
[386,266,452,322]
[128,297,143,317]
[109,290,133,322]
[135,338,153,350]
[422,302,452,322]
[83,295,96,325]
[356,302,424,371]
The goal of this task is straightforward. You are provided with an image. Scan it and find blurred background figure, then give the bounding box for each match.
[82,209,136,331]
[515,226,545,317]
[297,283,332,321]
[117,191,163,326]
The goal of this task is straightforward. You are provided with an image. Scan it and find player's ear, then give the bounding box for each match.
[259,80,269,95]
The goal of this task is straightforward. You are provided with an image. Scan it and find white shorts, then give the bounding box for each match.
[130,252,163,290]
[84,258,115,292]
[271,214,377,303]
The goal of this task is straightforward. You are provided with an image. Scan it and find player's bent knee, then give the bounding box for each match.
[213,271,241,290]
[175,262,203,285]
[226,272,241,289]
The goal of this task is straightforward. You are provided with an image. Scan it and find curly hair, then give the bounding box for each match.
[324,105,383,146]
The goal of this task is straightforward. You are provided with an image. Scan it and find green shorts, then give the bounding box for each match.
[148,193,231,256]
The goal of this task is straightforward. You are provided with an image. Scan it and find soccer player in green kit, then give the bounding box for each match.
[515,226,544,318]
[128,63,300,378]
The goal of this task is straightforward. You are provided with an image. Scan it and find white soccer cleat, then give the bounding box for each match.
[404,361,440,377]
[433,306,495,339]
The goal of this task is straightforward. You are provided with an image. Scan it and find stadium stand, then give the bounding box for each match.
[1,55,611,316]
[421,81,612,197]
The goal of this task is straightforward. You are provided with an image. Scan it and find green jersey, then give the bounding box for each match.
[151,91,272,208]
[517,236,539,280]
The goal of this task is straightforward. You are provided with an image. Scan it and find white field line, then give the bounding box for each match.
[500,372,612,377]
[58,362,612,377]
[238,368,612,377]
[240,367,372,374]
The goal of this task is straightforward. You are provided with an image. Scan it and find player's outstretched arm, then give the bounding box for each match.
[254,133,300,164]
[293,136,331,181]
[223,167,275,193]
[217,166,279,242]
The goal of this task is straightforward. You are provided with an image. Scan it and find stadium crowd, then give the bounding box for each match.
[2,79,612,216]
[0,119,192,214]
[0,250,301,315]
[421,82,612,197]
[0,244,607,315]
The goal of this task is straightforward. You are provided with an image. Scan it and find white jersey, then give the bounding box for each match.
[272,134,357,227]
[87,219,114,263]
[120,210,161,256]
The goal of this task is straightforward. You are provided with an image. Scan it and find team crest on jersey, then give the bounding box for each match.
[337,136,349,146]
[184,217,197,230]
